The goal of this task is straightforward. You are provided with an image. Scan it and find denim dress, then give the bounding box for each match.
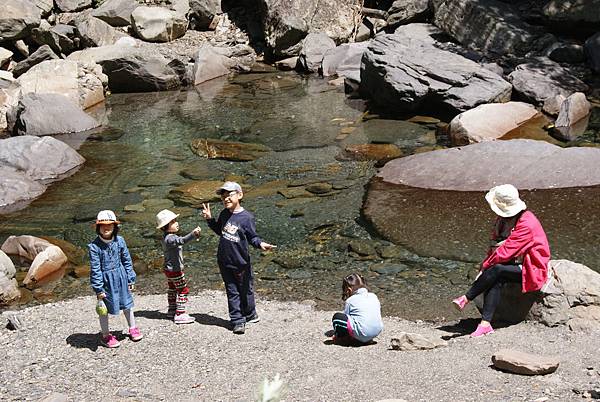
[89,235,136,315]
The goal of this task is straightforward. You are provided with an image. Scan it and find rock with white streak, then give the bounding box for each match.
[555,92,591,128]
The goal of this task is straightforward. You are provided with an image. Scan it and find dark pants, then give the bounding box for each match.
[219,263,256,324]
[332,312,350,338]
[465,264,522,322]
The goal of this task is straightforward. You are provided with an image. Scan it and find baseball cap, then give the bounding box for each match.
[216,181,242,195]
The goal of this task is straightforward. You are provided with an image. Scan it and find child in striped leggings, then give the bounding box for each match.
[156,209,201,324]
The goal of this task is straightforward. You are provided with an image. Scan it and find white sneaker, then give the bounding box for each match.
[174,313,195,324]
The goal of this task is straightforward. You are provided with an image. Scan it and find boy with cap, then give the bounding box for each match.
[156,209,201,324]
[202,181,276,334]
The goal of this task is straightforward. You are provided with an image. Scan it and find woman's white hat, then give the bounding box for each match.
[485,184,527,217]
[156,209,179,229]
[96,210,120,224]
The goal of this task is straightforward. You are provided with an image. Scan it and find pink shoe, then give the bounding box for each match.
[100,333,120,348]
[452,295,469,311]
[128,327,143,342]
[470,324,494,338]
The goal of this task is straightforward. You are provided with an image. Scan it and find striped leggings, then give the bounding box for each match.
[164,270,189,315]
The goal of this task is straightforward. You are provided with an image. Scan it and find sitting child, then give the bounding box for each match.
[332,273,383,345]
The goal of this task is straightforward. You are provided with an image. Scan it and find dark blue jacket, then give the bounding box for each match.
[207,209,262,268]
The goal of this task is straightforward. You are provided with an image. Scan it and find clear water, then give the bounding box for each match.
[1,72,599,321]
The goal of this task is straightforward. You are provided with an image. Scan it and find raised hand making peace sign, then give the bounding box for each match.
[201,203,212,220]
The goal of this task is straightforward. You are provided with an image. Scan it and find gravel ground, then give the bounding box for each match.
[1,291,599,402]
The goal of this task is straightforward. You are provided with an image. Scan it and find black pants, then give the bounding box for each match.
[219,263,256,325]
[465,264,522,322]
[332,312,350,338]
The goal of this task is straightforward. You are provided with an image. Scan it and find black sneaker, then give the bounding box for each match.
[232,323,245,334]
[246,314,260,324]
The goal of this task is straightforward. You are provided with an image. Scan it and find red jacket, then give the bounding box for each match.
[482,210,550,293]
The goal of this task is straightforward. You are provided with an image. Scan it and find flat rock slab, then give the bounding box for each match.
[390,332,447,351]
[190,138,272,161]
[492,349,559,375]
[377,139,600,191]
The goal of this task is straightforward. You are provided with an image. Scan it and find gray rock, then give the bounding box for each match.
[546,42,585,64]
[55,0,92,13]
[92,0,139,27]
[360,32,511,113]
[387,0,430,29]
[393,22,443,42]
[14,39,30,57]
[0,47,12,67]
[0,168,46,213]
[508,58,588,105]
[348,239,377,256]
[31,23,79,55]
[7,93,100,136]
[542,94,566,116]
[0,276,21,305]
[74,15,127,47]
[584,32,600,73]
[38,392,69,402]
[377,139,600,191]
[555,92,591,128]
[0,250,15,279]
[0,81,20,132]
[370,262,408,275]
[432,0,543,56]
[297,32,336,73]
[321,42,368,82]
[33,0,54,18]
[0,0,41,42]
[390,332,448,351]
[131,6,188,43]
[192,44,232,85]
[189,0,221,30]
[259,0,362,58]
[274,56,298,71]
[543,0,600,28]
[492,349,559,376]
[449,102,540,146]
[13,45,59,78]
[4,312,24,330]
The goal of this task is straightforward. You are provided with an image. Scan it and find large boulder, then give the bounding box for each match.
[7,93,100,135]
[33,0,54,18]
[74,15,128,47]
[1,236,67,289]
[31,23,79,56]
[508,58,588,105]
[431,0,544,56]
[189,0,221,30]
[555,92,591,128]
[360,31,512,113]
[449,102,541,146]
[68,44,181,92]
[12,45,59,78]
[258,0,362,58]
[130,6,188,43]
[55,0,92,13]
[584,32,600,73]
[322,42,369,82]
[92,0,139,27]
[387,0,430,29]
[475,260,600,330]
[376,139,600,191]
[192,44,232,85]
[0,0,41,42]
[17,59,106,109]
[297,32,336,73]
[0,135,85,181]
[0,167,46,213]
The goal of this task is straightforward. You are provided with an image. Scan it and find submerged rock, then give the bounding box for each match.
[168,180,222,207]
[190,138,272,161]
[337,144,402,162]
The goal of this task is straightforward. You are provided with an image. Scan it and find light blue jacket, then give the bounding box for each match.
[344,288,384,343]
[89,235,136,315]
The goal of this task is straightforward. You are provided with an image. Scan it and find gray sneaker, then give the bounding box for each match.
[232,322,245,334]
[246,314,260,324]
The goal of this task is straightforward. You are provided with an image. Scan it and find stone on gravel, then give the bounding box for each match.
[360,31,511,113]
[92,0,139,27]
[492,349,559,375]
[4,312,24,330]
[390,332,447,351]
[8,93,100,136]
[13,45,59,78]
[508,58,588,105]
[0,0,41,42]
[131,6,188,43]
[449,102,541,145]
[555,92,591,128]
[377,139,600,191]
[297,32,336,73]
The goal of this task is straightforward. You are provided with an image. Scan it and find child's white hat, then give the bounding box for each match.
[216,181,242,195]
[96,210,120,224]
[485,184,527,218]
[156,209,179,229]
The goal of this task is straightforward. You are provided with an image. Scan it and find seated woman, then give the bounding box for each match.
[452,184,550,337]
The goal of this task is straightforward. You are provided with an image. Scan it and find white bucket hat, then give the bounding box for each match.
[216,181,242,195]
[485,184,527,218]
[156,209,179,229]
[96,210,120,224]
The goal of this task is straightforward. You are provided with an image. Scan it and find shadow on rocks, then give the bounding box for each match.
[135,310,171,321]
[66,331,125,351]
[191,313,231,330]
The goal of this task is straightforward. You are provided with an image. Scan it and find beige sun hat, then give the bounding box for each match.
[485,184,527,218]
[156,209,179,229]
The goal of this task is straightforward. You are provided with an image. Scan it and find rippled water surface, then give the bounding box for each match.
[2,72,599,321]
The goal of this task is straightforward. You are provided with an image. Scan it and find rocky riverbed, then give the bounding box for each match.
[1,291,599,401]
